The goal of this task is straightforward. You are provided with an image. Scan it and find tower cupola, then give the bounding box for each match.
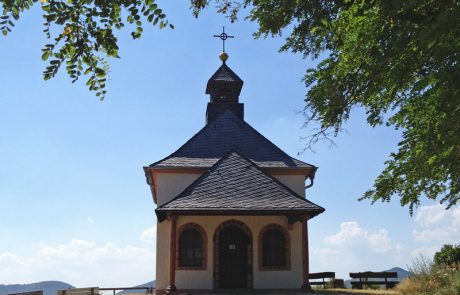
[205,53,244,124]
[206,53,243,102]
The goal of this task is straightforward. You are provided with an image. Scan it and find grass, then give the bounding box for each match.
[395,264,460,295]
[390,254,460,295]
[313,288,397,295]
[121,261,460,295]
[125,289,397,295]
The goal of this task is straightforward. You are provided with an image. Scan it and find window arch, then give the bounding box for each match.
[259,224,290,270]
[176,223,207,270]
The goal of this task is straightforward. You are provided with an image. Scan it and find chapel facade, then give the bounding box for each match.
[143,52,324,294]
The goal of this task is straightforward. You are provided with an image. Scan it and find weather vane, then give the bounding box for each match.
[213,26,234,52]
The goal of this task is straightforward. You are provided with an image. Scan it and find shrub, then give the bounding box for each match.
[434,244,460,266]
[397,253,460,295]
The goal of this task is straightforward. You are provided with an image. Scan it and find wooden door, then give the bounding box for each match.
[218,226,248,288]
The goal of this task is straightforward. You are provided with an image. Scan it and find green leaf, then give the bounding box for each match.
[41,51,51,61]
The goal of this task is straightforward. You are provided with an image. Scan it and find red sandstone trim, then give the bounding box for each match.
[149,166,311,176]
[258,223,291,271]
[168,214,177,289]
[175,222,207,271]
[302,218,309,287]
[213,219,253,289]
[151,168,208,174]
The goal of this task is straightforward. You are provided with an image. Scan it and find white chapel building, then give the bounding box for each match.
[143,52,324,294]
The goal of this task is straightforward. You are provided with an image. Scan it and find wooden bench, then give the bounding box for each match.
[309,272,336,288]
[8,291,43,295]
[100,287,155,295]
[57,287,99,295]
[349,272,398,289]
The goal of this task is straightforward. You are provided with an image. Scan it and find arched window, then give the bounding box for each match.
[259,224,290,270]
[177,223,207,270]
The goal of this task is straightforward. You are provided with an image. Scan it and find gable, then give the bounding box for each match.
[156,151,324,221]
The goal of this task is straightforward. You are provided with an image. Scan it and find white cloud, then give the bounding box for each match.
[311,221,404,279]
[312,204,460,278]
[140,225,156,244]
[323,221,364,245]
[0,252,25,264]
[412,204,460,244]
[87,217,94,223]
[0,233,156,287]
[410,245,440,260]
[323,221,397,253]
[408,204,460,266]
[415,204,449,227]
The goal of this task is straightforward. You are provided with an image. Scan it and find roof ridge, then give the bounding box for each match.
[155,150,237,209]
[147,116,218,168]
[237,115,315,169]
[156,150,324,220]
[148,109,315,169]
[208,63,243,82]
[228,151,323,208]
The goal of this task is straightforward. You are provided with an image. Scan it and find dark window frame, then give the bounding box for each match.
[258,224,291,271]
[176,223,207,270]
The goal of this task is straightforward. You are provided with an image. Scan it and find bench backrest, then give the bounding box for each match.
[309,272,336,279]
[350,272,398,279]
[57,288,99,295]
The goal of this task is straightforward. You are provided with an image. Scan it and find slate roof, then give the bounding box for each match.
[205,62,243,94]
[156,151,324,220]
[149,110,315,169]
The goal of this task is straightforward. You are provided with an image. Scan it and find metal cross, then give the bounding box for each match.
[213,26,234,52]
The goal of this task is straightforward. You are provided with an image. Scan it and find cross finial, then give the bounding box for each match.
[213,26,234,52]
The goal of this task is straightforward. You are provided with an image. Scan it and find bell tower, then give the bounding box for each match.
[205,28,244,124]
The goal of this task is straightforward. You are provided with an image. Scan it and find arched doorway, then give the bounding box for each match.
[214,220,252,289]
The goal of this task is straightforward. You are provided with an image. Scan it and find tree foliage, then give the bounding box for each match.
[193,0,460,214]
[434,244,460,266]
[1,0,173,99]
[2,0,459,213]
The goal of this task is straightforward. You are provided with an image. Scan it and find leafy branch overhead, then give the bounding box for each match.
[1,0,172,99]
[193,0,460,214]
[1,0,459,214]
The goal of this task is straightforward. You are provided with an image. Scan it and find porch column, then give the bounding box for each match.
[166,214,177,293]
[301,217,311,291]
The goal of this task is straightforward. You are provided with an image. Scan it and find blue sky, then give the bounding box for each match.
[1,1,459,288]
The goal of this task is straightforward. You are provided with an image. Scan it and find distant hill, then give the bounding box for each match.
[116,281,156,295]
[386,266,411,280]
[0,281,73,295]
[344,267,410,288]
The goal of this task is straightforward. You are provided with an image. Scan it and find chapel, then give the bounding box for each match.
[143,49,324,294]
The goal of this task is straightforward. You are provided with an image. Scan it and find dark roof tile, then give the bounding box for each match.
[206,63,242,86]
[156,151,324,218]
[150,110,314,169]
